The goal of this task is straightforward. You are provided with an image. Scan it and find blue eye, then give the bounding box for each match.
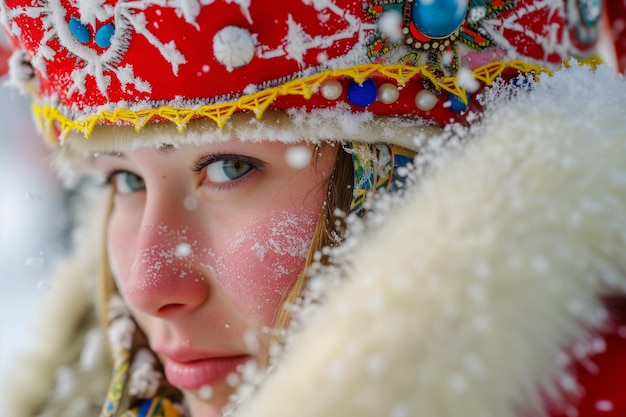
[108,171,146,194]
[205,159,253,183]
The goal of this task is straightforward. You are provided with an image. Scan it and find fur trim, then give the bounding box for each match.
[51,109,440,185]
[232,65,626,417]
[3,189,112,417]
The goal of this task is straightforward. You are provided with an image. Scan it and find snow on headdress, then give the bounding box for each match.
[0,0,602,143]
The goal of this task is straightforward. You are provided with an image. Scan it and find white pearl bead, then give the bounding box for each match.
[377,83,400,104]
[415,90,438,111]
[320,80,343,100]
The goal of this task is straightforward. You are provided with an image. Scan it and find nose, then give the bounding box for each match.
[121,191,211,318]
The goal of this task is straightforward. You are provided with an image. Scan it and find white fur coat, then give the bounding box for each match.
[232,65,626,417]
[5,65,626,417]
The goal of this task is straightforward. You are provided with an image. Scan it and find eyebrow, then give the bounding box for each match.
[95,144,177,158]
[96,151,125,158]
[157,144,176,154]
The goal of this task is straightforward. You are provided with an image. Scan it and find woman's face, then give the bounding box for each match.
[96,139,337,416]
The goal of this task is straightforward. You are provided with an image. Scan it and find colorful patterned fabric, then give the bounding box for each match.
[101,350,132,417]
[350,143,415,217]
[123,398,181,417]
[101,297,185,417]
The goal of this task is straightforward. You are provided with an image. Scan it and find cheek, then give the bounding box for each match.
[107,214,138,284]
[208,209,318,320]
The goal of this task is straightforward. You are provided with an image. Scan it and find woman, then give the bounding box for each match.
[2,0,625,416]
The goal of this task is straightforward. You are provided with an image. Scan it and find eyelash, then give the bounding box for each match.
[104,169,125,186]
[101,153,263,192]
[190,153,257,170]
[190,153,263,177]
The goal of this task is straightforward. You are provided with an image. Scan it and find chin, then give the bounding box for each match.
[184,390,228,417]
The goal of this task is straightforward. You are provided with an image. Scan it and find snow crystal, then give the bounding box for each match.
[177,0,202,28]
[560,374,578,392]
[441,50,454,66]
[466,6,486,23]
[24,191,42,201]
[198,385,213,400]
[129,349,161,397]
[284,15,312,66]
[108,316,136,357]
[378,10,402,42]
[463,354,485,378]
[567,298,584,316]
[591,337,606,354]
[285,146,312,169]
[366,354,386,376]
[473,261,491,280]
[79,329,105,370]
[226,372,240,387]
[183,195,198,210]
[531,256,550,274]
[364,293,384,312]
[304,0,335,11]
[326,358,346,380]
[175,242,192,258]
[37,280,51,291]
[389,403,409,417]
[468,283,486,303]
[457,67,480,93]
[25,256,44,268]
[448,373,468,392]
[595,400,614,412]
[243,329,260,352]
[473,315,492,333]
[316,51,329,64]
[54,366,77,398]
[238,358,260,382]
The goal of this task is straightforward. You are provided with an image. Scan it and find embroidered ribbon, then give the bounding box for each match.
[349,142,415,216]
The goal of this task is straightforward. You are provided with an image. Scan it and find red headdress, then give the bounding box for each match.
[0,0,603,144]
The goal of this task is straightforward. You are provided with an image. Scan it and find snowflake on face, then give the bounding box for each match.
[1,0,208,100]
[366,0,514,72]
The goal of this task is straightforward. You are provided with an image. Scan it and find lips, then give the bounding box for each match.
[162,352,249,391]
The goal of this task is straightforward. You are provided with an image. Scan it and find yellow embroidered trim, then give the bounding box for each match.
[33,59,548,140]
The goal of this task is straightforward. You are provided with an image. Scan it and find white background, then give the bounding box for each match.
[0,87,66,389]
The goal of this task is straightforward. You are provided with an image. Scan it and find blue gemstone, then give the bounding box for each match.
[347,78,377,107]
[412,0,468,39]
[69,17,91,44]
[448,91,470,112]
[95,23,115,48]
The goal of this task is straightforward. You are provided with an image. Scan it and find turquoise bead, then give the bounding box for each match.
[69,17,91,44]
[96,23,115,48]
[412,0,468,39]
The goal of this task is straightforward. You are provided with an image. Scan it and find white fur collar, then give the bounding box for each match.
[232,65,626,417]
